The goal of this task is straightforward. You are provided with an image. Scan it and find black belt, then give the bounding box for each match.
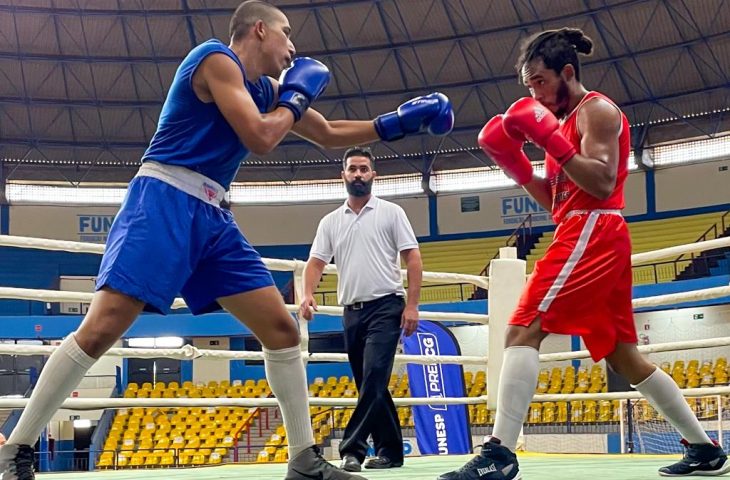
[344,293,401,311]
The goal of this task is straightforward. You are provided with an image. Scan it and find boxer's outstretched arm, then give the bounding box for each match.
[523,176,553,212]
[562,98,621,200]
[292,108,380,148]
[263,77,379,148]
[200,54,296,155]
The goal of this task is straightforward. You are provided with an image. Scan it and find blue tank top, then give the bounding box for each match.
[142,39,275,189]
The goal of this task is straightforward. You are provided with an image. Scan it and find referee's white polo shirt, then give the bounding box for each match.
[309,195,419,306]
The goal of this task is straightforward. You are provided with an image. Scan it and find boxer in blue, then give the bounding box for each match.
[0,2,453,479]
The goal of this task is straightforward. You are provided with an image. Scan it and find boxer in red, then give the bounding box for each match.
[438,28,729,480]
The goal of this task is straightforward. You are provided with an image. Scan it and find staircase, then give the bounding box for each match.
[231,407,283,463]
[675,210,730,281]
[0,409,12,434]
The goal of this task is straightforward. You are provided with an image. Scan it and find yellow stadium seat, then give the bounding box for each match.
[274,449,288,462]
[160,452,176,467]
[528,403,542,424]
[116,453,129,467]
[97,451,114,468]
[178,451,193,466]
[570,401,583,422]
[219,434,234,448]
[138,438,153,450]
[584,401,597,423]
[557,402,568,423]
[120,438,136,451]
[145,453,160,466]
[257,450,270,462]
[542,402,555,423]
[171,436,185,449]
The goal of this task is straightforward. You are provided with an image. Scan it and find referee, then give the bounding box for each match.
[299,146,422,472]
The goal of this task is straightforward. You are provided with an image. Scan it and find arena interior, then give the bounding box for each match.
[0,1,729,479]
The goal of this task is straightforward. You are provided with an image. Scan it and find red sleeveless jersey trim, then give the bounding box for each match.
[545,91,631,223]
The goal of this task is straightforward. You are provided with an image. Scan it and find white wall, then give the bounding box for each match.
[192,337,231,384]
[9,161,730,243]
[448,324,573,374]
[10,197,430,246]
[436,170,648,235]
[655,159,730,212]
[233,196,430,245]
[47,339,122,423]
[632,304,730,365]
[9,206,119,242]
[452,304,730,380]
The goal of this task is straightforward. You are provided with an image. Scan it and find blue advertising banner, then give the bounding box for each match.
[403,321,472,455]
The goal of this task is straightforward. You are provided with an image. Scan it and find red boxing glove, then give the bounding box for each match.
[478,115,534,185]
[503,97,577,165]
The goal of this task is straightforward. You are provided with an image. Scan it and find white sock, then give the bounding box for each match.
[8,334,97,446]
[488,346,540,451]
[634,368,712,445]
[263,345,315,458]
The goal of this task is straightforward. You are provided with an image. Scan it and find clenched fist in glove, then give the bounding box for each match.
[375,92,454,141]
[502,97,577,165]
[277,57,331,122]
[478,115,534,185]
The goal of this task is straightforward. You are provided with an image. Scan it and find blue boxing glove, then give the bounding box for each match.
[277,57,331,122]
[374,92,454,141]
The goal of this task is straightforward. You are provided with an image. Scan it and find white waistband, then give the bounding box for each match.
[563,209,623,220]
[136,161,225,207]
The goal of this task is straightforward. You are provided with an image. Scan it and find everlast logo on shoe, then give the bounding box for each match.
[477,464,497,476]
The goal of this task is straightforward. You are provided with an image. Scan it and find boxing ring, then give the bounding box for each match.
[1,234,730,479]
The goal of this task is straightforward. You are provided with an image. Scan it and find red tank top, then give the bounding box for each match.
[545,91,631,223]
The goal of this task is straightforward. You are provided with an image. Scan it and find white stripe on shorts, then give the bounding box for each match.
[537,211,600,313]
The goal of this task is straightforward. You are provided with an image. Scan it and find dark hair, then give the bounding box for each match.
[516,28,593,81]
[342,146,375,170]
[229,0,283,42]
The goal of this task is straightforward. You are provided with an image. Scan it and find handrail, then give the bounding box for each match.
[506,213,533,250]
[480,214,533,277]
[677,224,718,262]
[231,406,263,462]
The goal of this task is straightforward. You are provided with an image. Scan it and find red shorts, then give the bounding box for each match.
[510,211,637,361]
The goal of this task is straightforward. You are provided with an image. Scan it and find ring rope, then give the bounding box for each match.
[538,335,730,362]
[0,235,490,289]
[0,344,488,366]
[3,234,728,268]
[1,386,729,410]
[2,284,727,319]
[631,286,730,309]
[3,335,730,367]
[630,237,730,265]
[0,287,490,324]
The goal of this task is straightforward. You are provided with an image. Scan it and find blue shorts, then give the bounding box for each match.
[96,177,274,314]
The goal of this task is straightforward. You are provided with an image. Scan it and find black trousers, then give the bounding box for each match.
[338,294,404,463]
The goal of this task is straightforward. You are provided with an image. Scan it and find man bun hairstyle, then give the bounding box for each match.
[516,27,594,81]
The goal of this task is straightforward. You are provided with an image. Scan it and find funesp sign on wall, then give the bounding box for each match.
[500,194,551,225]
[77,215,115,243]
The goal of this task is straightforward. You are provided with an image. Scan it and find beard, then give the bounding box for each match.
[554,79,571,118]
[346,178,373,197]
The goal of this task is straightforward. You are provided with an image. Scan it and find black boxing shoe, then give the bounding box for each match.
[658,439,730,476]
[437,438,521,480]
